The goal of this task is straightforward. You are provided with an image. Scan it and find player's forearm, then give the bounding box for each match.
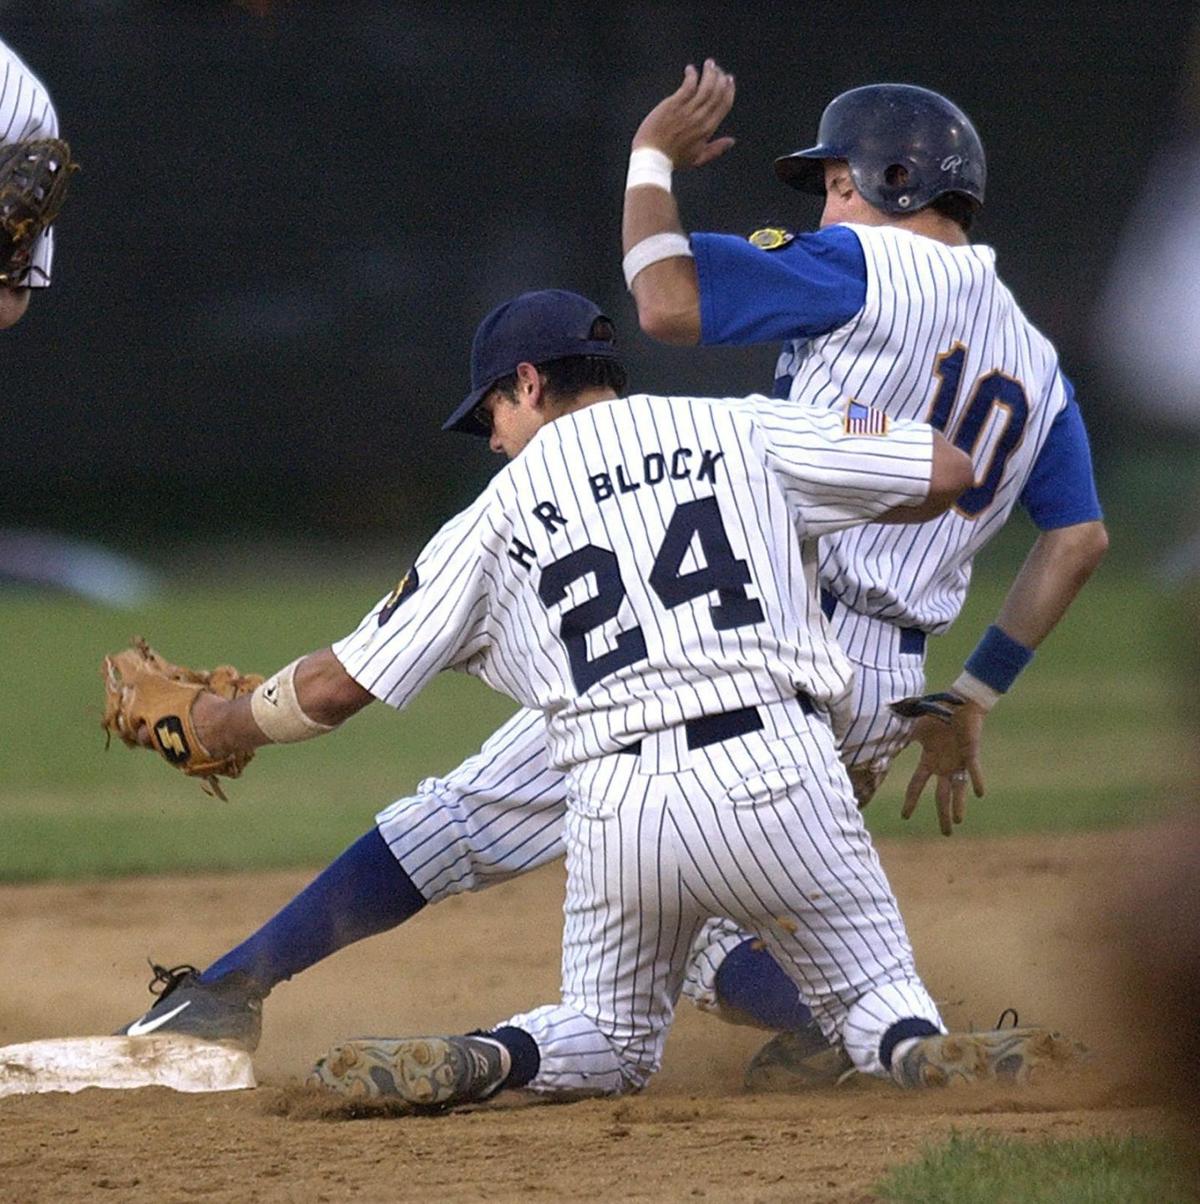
[950,520,1108,710]
[992,520,1109,648]
[193,648,373,757]
[622,173,701,344]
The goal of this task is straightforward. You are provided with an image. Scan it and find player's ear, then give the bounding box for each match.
[828,167,855,203]
[515,362,543,406]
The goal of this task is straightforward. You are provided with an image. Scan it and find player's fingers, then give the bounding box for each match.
[682,59,716,109]
[901,765,930,819]
[967,754,986,797]
[935,775,954,837]
[690,60,732,115]
[692,136,736,167]
[951,773,968,825]
[671,63,699,100]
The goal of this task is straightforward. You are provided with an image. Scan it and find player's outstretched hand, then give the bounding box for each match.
[632,59,736,171]
[894,697,987,837]
[101,638,263,800]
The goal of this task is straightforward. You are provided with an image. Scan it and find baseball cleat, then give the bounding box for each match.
[308,1035,511,1108]
[743,1020,856,1091]
[115,962,265,1053]
[891,1026,1083,1088]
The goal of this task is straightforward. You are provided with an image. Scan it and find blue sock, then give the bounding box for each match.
[199,827,426,992]
[714,939,816,1031]
[483,1026,541,1089]
[879,1018,940,1069]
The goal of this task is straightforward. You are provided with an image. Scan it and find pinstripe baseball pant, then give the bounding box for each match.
[682,603,927,1016]
[375,606,929,1035]
[492,695,939,1093]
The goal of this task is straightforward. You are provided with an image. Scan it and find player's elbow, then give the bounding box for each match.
[925,436,974,512]
[295,648,374,727]
[1047,519,1109,580]
[631,264,702,346]
[876,438,973,525]
[636,294,701,346]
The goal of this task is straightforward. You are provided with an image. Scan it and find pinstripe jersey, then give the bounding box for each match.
[334,393,932,769]
[773,223,1068,632]
[0,38,58,286]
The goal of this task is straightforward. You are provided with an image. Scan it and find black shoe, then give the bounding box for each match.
[744,1020,855,1091]
[115,962,265,1053]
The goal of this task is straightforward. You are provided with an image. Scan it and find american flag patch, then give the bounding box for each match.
[844,400,889,436]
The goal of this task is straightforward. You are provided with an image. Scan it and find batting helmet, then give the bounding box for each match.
[774,84,985,216]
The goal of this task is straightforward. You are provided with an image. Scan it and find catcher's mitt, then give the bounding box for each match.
[0,137,77,286]
[101,638,263,800]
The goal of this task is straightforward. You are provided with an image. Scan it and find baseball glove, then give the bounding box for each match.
[101,638,263,800]
[0,137,77,286]
[888,691,965,723]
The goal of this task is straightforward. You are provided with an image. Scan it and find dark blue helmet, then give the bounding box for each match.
[775,84,985,216]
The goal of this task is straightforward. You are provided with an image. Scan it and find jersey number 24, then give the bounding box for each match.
[539,496,764,694]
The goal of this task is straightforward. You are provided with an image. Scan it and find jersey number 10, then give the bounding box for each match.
[539,496,765,694]
[926,344,1029,518]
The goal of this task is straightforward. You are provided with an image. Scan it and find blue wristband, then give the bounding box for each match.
[963,625,1034,695]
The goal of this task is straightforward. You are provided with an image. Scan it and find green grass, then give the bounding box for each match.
[875,1132,1198,1203]
[0,572,517,880]
[0,554,1188,880]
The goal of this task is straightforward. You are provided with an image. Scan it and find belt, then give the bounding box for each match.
[617,693,815,757]
[820,588,926,656]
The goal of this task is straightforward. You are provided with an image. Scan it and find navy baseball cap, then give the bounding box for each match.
[442,289,621,436]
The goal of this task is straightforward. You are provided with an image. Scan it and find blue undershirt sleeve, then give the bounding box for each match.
[1019,377,1103,530]
[692,224,868,347]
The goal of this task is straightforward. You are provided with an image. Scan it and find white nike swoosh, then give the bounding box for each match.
[126,1000,192,1036]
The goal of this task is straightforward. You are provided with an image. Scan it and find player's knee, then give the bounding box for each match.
[607,1038,662,1094]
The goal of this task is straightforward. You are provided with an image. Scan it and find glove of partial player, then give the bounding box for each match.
[101,638,263,800]
[0,137,77,286]
[888,691,965,723]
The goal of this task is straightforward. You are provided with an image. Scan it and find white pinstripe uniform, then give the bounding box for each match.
[0,38,58,286]
[777,225,1068,780]
[336,392,943,1089]
[688,224,1075,1009]
[374,225,1074,1031]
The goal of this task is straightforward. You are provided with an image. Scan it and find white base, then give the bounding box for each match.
[0,1036,256,1097]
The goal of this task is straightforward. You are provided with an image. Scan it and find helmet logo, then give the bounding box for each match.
[941,154,965,172]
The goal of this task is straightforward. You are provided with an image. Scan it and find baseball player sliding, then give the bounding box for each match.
[106,288,1082,1102]
[621,64,1108,1082]
[108,69,1103,1093]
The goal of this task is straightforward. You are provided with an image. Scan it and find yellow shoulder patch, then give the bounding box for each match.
[748,227,796,251]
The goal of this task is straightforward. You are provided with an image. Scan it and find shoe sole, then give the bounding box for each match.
[308,1037,468,1105]
[744,1038,856,1092]
[900,1027,1082,1088]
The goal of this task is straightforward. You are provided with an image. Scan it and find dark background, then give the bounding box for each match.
[0,0,1193,546]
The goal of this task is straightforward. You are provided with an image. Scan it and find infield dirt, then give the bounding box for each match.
[0,828,1173,1202]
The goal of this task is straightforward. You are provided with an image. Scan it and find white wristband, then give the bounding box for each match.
[250,658,337,744]
[622,232,693,290]
[951,670,1001,712]
[626,146,674,193]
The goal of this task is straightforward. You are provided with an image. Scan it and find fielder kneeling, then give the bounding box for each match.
[105,290,1081,1100]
